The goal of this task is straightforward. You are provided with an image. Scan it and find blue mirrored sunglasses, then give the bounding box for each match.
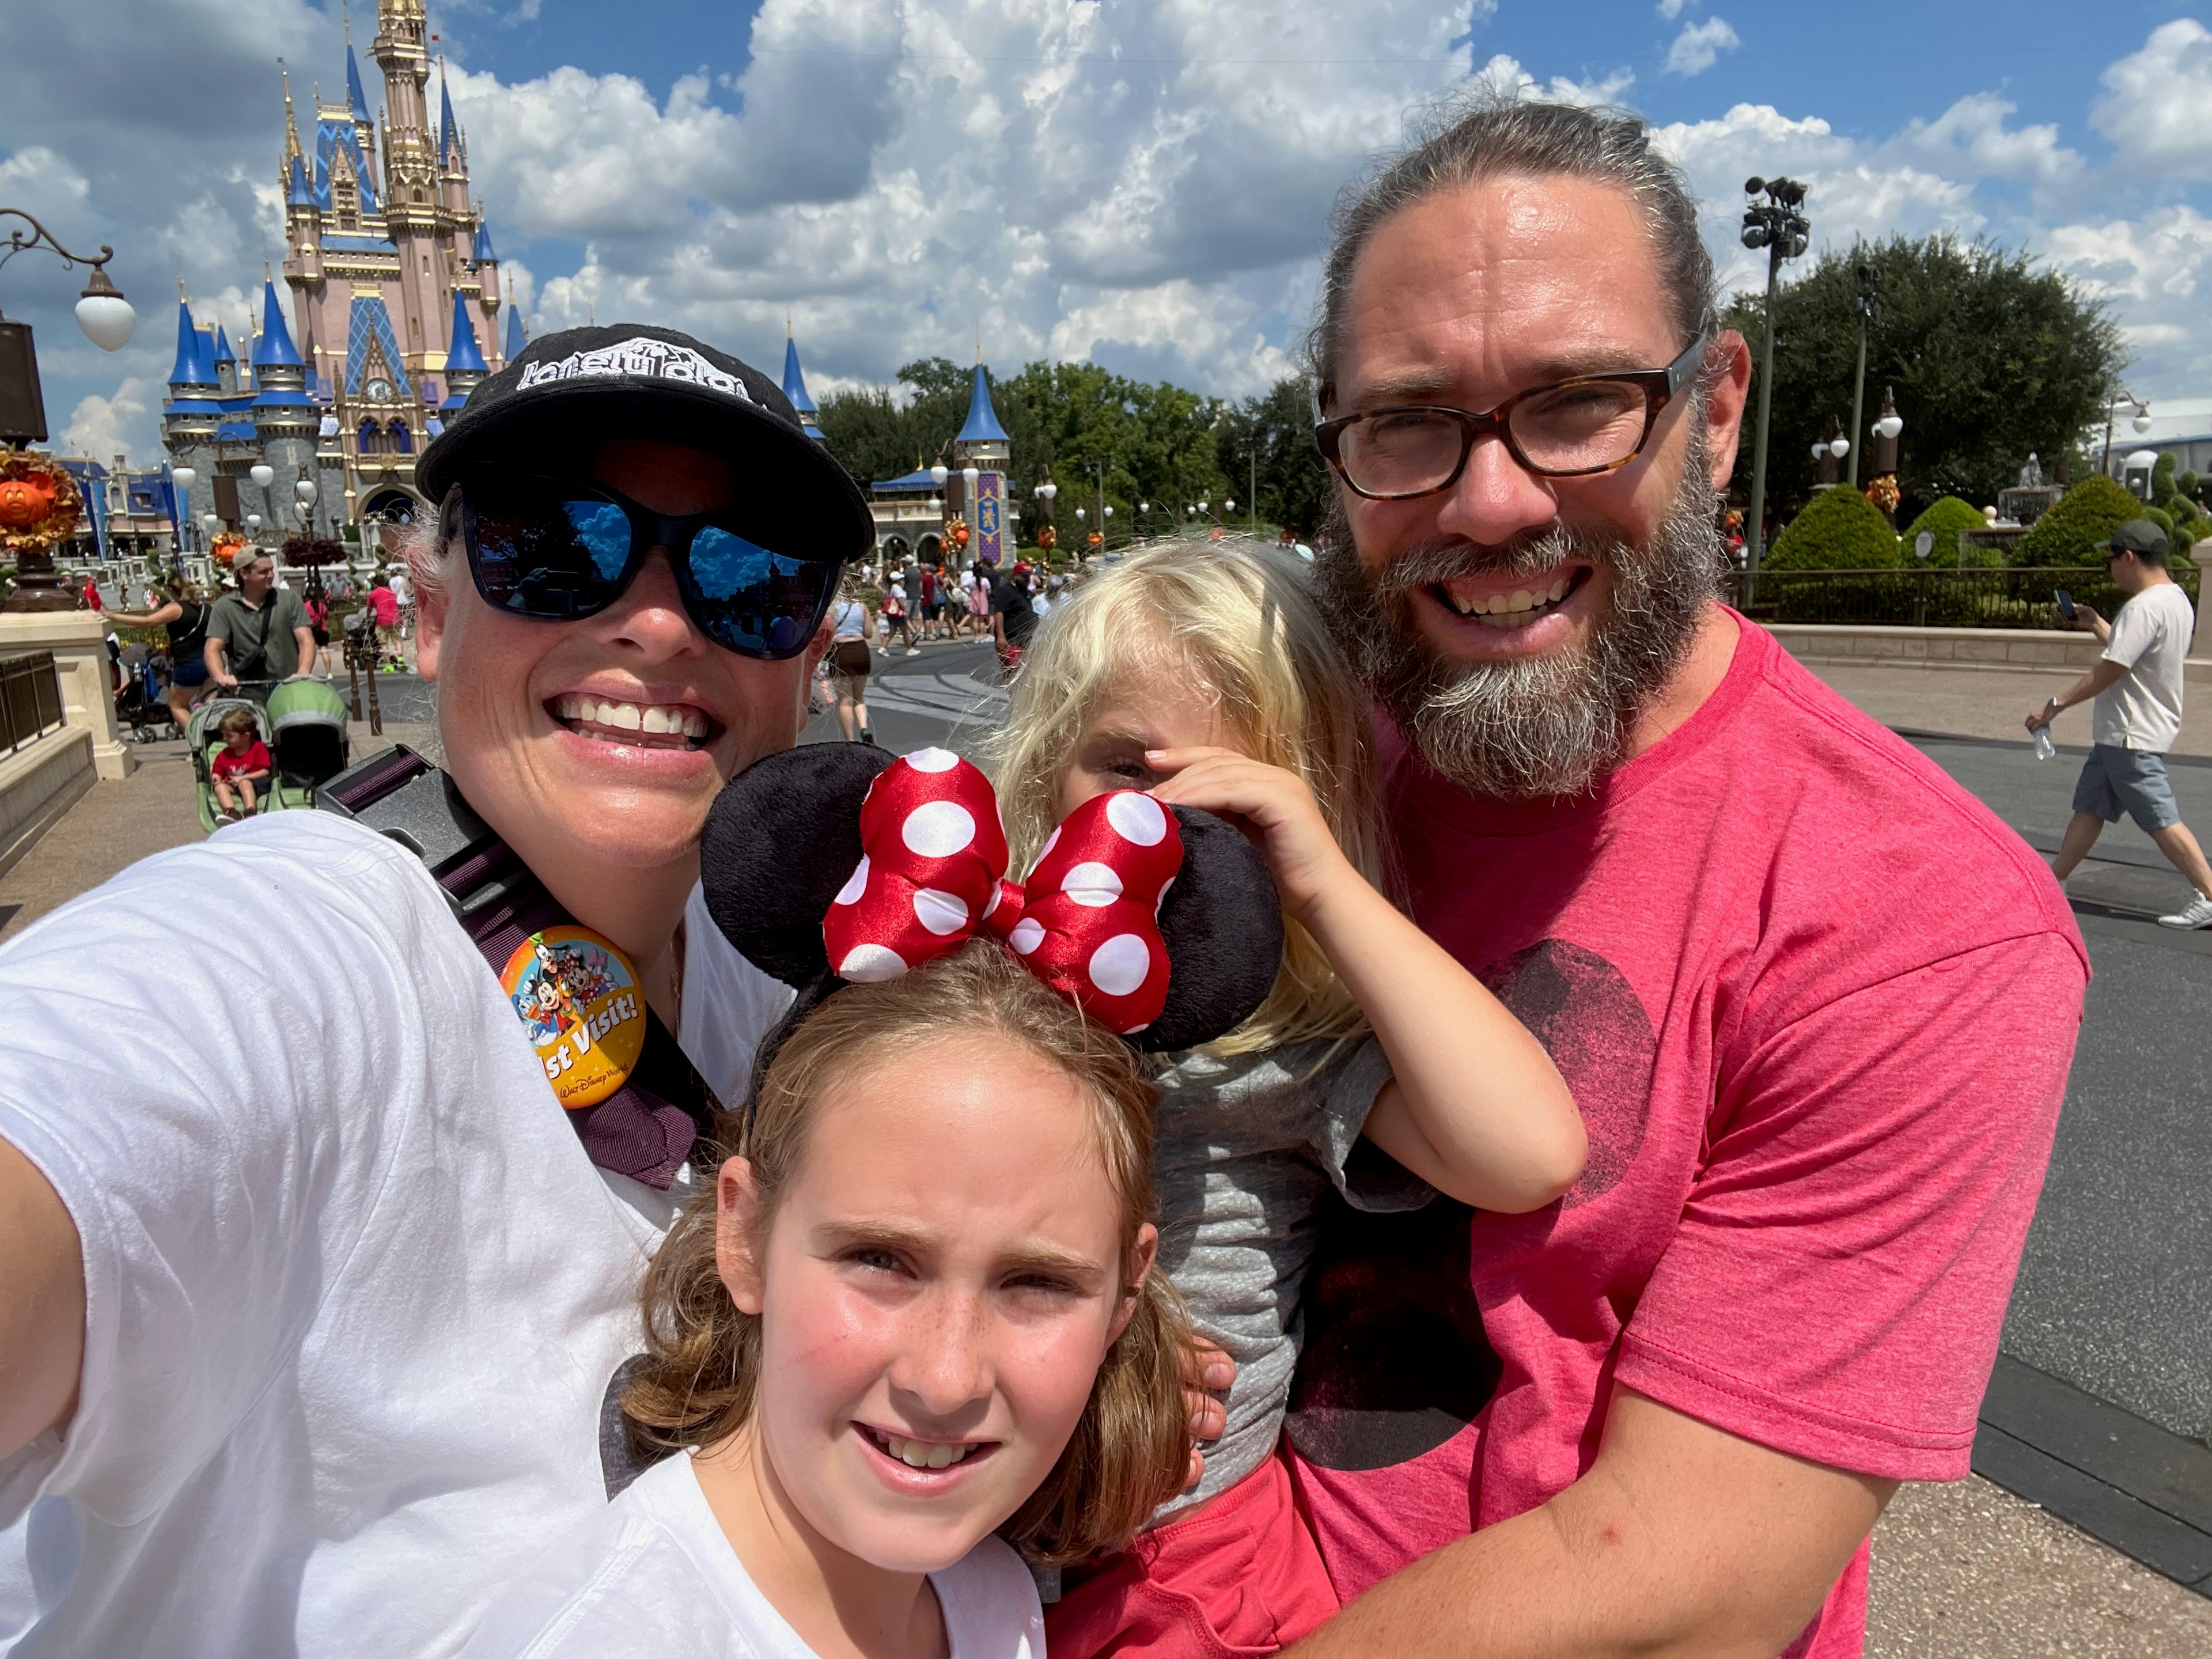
[460,475,844,661]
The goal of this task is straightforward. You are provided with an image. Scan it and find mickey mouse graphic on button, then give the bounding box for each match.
[825,748,1181,1033]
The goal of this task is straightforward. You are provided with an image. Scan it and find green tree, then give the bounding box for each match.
[1721,235,2124,528]
[1899,495,1987,568]
[1765,487,1902,570]
[2016,475,2141,566]
[1214,377,1335,538]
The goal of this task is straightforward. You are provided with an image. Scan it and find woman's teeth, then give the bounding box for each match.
[1446,575,1577,628]
[552,694,710,745]
[872,1430,979,1470]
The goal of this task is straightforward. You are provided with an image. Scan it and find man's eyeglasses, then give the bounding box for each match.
[460,475,846,661]
[1315,334,1713,500]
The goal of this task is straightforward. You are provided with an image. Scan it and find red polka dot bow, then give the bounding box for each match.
[823,748,1183,1034]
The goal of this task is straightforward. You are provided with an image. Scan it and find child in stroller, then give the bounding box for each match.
[187,677,352,835]
[209,707,272,824]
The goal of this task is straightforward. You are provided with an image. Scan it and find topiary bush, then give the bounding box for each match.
[2015,475,2142,567]
[1766,487,1903,570]
[1900,495,1987,568]
[2142,505,2177,547]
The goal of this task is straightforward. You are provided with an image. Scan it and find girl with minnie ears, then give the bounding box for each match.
[464,738,1295,1659]
[991,539,1586,1657]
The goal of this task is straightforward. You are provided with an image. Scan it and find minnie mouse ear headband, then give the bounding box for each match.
[701,744,1282,1052]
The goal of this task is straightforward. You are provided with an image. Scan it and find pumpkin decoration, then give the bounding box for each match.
[1036,524,1057,552]
[0,451,79,554]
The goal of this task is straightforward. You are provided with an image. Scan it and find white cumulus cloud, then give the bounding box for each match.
[1664,16,1740,78]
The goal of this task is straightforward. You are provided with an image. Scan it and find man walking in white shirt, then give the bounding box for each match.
[2029,518,2212,927]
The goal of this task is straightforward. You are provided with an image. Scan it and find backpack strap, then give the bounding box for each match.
[317,745,718,1187]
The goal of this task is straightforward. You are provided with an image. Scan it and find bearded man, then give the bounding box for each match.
[1283,100,2086,1657]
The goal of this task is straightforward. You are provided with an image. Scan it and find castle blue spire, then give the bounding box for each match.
[445,288,489,374]
[439,65,461,168]
[168,301,216,388]
[471,219,497,264]
[781,334,817,415]
[956,361,1009,445]
[252,279,302,369]
[503,301,525,362]
[287,153,315,210]
[346,40,372,124]
[213,324,236,366]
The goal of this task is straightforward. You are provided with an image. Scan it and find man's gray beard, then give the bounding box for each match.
[1315,436,1724,801]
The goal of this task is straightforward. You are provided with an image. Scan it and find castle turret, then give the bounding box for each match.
[212,324,238,395]
[440,285,488,411]
[503,276,527,363]
[953,359,1012,567]
[251,278,322,537]
[163,300,223,536]
[782,328,823,440]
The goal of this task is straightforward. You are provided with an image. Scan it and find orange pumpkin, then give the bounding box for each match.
[0,476,56,530]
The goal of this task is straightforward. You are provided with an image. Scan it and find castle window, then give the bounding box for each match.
[358,419,384,456]
[387,420,413,455]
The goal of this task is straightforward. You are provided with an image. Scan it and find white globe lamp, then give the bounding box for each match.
[249,463,275,488]
[930,463,949,488]
[1874,412,1903,441]
[295,478,317,504]
[73,269,135,353]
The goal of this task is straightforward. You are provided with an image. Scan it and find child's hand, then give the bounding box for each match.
[1144,747,1354,921]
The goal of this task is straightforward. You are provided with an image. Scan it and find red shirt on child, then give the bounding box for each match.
[211,741,271,783]
[1285,616,2085,1657]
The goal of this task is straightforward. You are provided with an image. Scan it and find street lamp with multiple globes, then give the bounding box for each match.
[1740,176,1810,578]
[2100,391,2154,483]
[0,208,137,609]
[1844,260,1878,488]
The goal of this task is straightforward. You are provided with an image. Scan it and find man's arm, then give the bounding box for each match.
[293,624,319,676]
[2027,658,2126,731]
[1289,1388,1892,1659]
[0,1135,85,1458]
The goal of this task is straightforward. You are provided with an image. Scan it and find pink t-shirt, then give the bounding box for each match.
[370,588,400,628]
[1283,615,2085,1657]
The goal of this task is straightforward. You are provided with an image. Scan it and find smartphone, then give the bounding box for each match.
[2056,589,2076,622]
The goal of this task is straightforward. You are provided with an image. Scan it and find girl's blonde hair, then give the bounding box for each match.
[622,941,1195,1564]
[990,537,1377,1052]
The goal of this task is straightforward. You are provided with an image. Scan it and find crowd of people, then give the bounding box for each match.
[0,98,2084,1659]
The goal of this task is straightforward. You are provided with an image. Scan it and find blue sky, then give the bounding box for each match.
[5,0,2211,464]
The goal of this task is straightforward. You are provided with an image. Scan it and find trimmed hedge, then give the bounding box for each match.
[2016,475,2146,567]
[1900,495,1987,568]
[1766,488,1902,570]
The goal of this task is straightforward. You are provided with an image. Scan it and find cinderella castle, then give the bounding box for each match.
[162,0,520,546]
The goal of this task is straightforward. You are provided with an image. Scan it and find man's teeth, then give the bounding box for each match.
[552,694,710,740]
[1446,575,1575,627]
[876,1431,978,1470]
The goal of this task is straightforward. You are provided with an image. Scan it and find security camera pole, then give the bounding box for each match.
[1739,176,1810,589]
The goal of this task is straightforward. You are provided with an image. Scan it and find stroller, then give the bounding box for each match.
[110,647,172,743]
[187,677,352,834]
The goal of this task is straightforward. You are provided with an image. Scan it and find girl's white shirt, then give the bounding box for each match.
[461,1452,1046,1659]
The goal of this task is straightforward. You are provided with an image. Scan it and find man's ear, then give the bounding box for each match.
[715,1156,767,1316]
[1703,329,1755,494]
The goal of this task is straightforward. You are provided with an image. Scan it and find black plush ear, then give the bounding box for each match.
[1136,805,1285,1053]
[702,743,896,988]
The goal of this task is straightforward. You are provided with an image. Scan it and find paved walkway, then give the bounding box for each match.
[5,646,2210,1652]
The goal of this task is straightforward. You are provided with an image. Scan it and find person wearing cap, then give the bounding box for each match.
[2029,517,2212,928]
[990,559,1039,676]
[0,325,874,1655]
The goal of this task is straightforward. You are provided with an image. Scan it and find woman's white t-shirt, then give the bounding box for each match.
[462,1452,1044,1658]
[0,811,791,1657]
[830,599,868,640]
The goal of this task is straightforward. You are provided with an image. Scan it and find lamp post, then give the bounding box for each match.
[1846,260,1877,488]
[0,208,137,611]
[1739,176,1810,584]
[171,464,198,556]
[2100,390,2153,483]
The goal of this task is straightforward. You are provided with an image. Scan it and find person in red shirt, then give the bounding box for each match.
[369,576,403,671]
[1277,100,2085,1658]
[209,706,271,823]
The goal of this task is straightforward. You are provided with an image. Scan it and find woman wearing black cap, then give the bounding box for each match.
[0,326,876,1657]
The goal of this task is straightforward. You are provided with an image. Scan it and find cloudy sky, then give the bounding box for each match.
[4,0,2209,465]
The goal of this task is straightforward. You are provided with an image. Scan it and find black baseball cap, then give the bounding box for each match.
[418,323,872,564]
[2109,518,2169,558]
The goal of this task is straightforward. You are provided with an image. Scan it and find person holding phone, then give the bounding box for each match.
[2028,518,2212,927]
